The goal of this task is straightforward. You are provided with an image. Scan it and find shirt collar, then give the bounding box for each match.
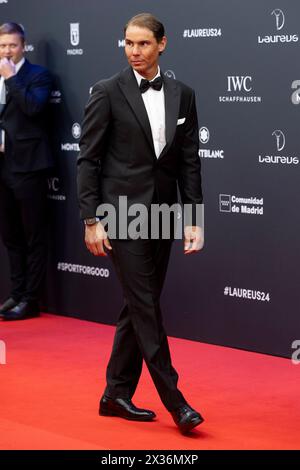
[133,66,161,86]
[15,57,25,74]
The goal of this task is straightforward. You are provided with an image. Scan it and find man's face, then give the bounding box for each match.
[0,33,24,63]
[125,25,167,79]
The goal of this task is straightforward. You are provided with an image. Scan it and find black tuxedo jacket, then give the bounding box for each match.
[0,59,53,173]
[77,66,202,222]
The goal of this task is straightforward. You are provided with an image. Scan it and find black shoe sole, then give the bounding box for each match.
[99,408,155,421]
[179,416,204,434]
[3,312,40,321]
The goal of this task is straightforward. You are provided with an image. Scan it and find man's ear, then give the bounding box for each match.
[158,36,167,54]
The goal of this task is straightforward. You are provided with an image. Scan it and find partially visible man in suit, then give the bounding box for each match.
[77,13,204,433]
[0,23,53,320]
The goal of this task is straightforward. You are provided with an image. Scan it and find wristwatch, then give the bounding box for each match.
[84,217,99,226]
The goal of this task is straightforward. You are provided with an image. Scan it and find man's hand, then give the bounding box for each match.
[184,226,204,254]
[0,58,16,80]
[85,221,112,256]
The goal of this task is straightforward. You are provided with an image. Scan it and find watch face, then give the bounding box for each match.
[85,218,97,225]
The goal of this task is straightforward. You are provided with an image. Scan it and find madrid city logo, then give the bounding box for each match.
[219,76,261,103]
[219,194,264,216]
[291,80,300,105]
[67,23,83,55]
[258,130,299,165]
[70,23,80,46]
[258,9,298,44]
[198,126,224,159]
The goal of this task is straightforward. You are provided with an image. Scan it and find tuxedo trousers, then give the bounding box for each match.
[104,236,186,411]
[0,158,48,303]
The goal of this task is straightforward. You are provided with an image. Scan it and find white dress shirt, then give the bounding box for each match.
[133,66,166,158]
[0,57,25,152]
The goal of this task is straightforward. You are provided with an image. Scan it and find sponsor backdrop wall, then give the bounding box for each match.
[0,0,299,358]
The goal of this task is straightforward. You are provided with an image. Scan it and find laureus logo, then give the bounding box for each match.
[271,9,285,31]
[258,130,299,165]
[272,130,285,152]
[70,23,80,46]
[258,9,298,44]
[164,70,176,80]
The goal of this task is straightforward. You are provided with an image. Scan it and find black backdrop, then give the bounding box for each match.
[0,0,299,358]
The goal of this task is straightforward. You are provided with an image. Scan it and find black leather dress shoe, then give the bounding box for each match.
[0,297,18,316]
[99,396,156,421]
[3,301,39,321]
[171,404,204,434]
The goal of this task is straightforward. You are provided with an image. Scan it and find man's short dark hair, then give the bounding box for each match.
[124,13,165,43]
[0,22,25,44]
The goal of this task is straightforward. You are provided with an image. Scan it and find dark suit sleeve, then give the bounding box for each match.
[4,69,52,117]
[77,83,111,219]
[178,90,203,226]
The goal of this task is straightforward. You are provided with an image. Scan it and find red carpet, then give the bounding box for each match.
[0,313,299,450]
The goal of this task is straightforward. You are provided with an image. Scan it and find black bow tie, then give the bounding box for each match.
[140,76,163,93]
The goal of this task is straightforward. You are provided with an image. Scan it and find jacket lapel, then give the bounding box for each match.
[158,74,180,160]
[118,67,155,156]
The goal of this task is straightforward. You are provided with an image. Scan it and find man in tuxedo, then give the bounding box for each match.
[0,23,53,320]
[77,13,204,433]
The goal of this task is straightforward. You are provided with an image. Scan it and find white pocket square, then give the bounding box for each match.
[177,117,186,125]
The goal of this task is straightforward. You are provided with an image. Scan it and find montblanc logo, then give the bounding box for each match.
[199,127,209,144]
[72,122,81,139]
[61,124,81,152]
[258,9,298,44]
[182,28,222,39]
[291,80,300,105]
[219,76,262,103]
[0,0,8,4]
[67,23,83,55]
[219,194,264,216]
[258,130,299,165]
[198,126,224,159]
[164,70,176,80]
